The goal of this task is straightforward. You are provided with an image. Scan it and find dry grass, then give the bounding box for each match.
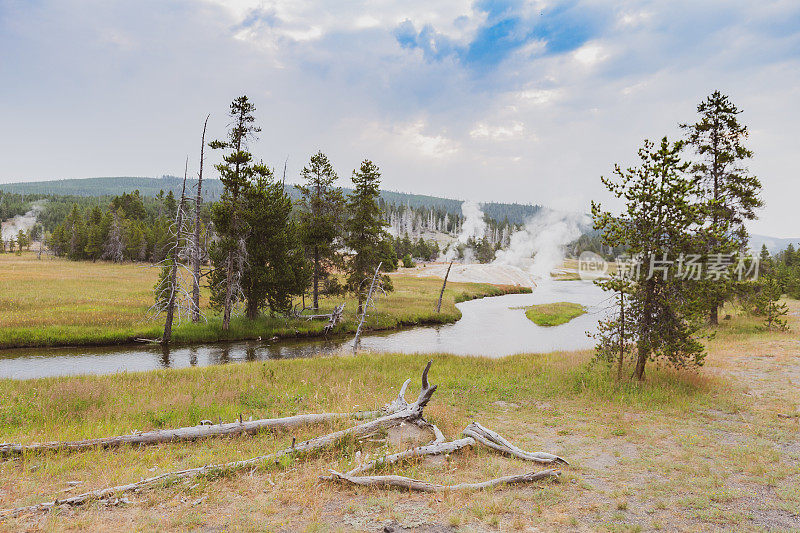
[1,300,798,531]
[0,253,527,349]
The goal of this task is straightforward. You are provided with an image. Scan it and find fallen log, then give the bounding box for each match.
[326,469,560,492]
[343,437,475,477]
[339,422,564,477]
[0,411,381,457]
[462,422,568,465]
[1,362,438,519]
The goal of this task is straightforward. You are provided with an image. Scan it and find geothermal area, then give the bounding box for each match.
[404,200,587,287]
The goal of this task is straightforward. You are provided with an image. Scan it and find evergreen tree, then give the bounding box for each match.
[756,275,789,331]
[344,159,394,312]
[681,91,763,324]
[296,151,345,309]
[208,96,260,330]
[16,230,28,252]
[592,137,706,380]
[240,171,308,318]
[84,206,105,261]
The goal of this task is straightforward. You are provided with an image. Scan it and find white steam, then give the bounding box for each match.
[1,203,44,241]
[493,209,587,281]
[445,200,486,261]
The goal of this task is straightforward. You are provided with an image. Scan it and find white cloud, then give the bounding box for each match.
[573,43,609,66]
[469,121,527,141]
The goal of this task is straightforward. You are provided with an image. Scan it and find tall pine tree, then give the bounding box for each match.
[681,91,763,324]
[208,96,260,330]
[297,151,345,309]
[344,160,394,313]
[592,138,707,380]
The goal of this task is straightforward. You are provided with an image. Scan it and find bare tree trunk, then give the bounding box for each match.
[1,363,438,518]
[436,261,453,313]
[192,115,208,322]
[0,411,377,456]
[163,163,188,345]
[353,262,382,353]
[617,291,624,379]
[313,245,320,309]
[223,253,234,330]
[326,469,559,492]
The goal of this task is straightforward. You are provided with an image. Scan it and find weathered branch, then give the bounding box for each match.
[1,364,436,518]
[462,422,568,465]
[436,261,453,313]
[344,437,474,477]
[0,412,379,457]
[325,469,560,492]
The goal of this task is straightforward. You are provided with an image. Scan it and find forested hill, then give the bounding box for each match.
[0,176,542,225]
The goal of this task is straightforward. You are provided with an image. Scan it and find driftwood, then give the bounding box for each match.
[323,303,345,334]
[1,363,439,519]
[1,362,566,518]
[462,422,568,465]
[0,411,378,457]
[326,469,560,492]
[344,437,474,476]
[339,421,565,479]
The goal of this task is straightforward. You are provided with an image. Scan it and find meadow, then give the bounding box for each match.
[520,302,586,327]
[0,253,527,349]
[0,301,798,531]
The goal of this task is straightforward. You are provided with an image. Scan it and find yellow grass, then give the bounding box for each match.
[0,252,528,348]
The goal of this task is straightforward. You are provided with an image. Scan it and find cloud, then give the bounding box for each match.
[0,0,799,237]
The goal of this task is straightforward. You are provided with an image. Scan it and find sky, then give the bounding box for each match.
[1,0,799,237]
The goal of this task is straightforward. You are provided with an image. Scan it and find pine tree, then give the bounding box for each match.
[84,206,104,261]
[208,96,260,330]
[240,171,308,318]
[344,160,394,313]
[681,91,763,324]
[592,137,707,380]
[296,151,345,309]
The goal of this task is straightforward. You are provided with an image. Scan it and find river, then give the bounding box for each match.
[0,281,608,379]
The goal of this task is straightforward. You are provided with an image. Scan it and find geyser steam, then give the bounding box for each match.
[493,209,587,280]
[444,200,486,261]
[1,203,44,241]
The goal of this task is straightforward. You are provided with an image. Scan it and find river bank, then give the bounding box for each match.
[0,253,529,350]
[2,301,798,530]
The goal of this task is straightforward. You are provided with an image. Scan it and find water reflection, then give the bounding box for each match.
[0,281,607,379]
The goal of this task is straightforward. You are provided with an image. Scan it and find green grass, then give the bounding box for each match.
[520,302,586,326]
[0,253,530,349]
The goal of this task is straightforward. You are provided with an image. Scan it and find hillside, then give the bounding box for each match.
[0,176,541,225]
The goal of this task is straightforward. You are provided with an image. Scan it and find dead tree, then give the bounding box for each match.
[324,303,345,334]
[436,261,453,313]
[0,410,381,456]
[191,115,209,322]
[0,362,564,519]
[148,166,203,344]
[353,262,385,353]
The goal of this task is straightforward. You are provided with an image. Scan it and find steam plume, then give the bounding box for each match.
[1,203,44,241]
[445,200,486,261]
[493,208,587,280]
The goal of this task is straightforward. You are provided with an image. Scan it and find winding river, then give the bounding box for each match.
[0,281,608,379]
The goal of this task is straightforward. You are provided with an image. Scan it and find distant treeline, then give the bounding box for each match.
[47,190,212,263]
[0,191,34,220]
[763,243,800,299]
[0,176,544,225]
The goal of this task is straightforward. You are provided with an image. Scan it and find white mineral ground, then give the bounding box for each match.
[400,261,542,287]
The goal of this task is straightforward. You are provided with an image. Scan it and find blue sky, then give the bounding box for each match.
[1,0,799,236]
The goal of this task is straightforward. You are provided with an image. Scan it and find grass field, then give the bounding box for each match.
[521,302,586,326]
[0,253,529,349]
[0,301,798,531]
